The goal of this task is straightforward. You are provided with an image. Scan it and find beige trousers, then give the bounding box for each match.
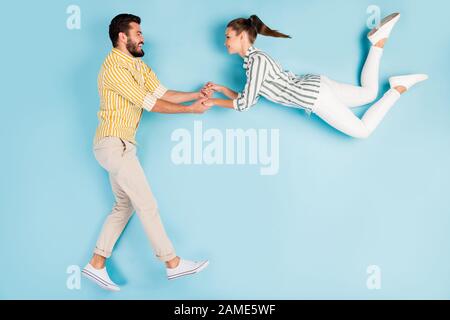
[92,136,176,262]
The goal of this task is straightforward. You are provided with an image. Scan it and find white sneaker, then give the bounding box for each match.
[368,12,401,45]
[166,259,209,280]
[82,263,121,291]
[389,74,429,91]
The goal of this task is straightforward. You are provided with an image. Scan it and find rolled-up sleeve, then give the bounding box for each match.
[233,55,268,112]
[104,65,159,111]
[144,64,168,99]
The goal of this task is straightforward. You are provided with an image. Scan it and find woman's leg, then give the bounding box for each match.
[314,80,401,139]
[325,46,384,108]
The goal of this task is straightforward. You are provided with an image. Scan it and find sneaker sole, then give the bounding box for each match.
[167,261,210,280]
[82,269,120,291]
[389,75,428,89]
[368,13,400,37]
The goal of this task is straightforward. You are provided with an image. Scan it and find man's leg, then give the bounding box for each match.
[85,137,208,289]
[93,173,135,259]
[113,141,209,280]
[111,141,177,262]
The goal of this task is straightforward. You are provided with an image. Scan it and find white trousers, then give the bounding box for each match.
[314,46,401,138]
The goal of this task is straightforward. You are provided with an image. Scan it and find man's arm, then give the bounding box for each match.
[104,65,210,113]
[160,90,203,104]
[143,63,208,104]
[151,98,211,114]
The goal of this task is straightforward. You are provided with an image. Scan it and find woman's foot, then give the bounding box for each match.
[374,38,387,49]
[368,12,401,45]
[389,74,429,94]
[394,86,407,94]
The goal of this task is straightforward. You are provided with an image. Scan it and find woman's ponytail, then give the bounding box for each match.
[249,15,291,39]
[227,15,291,44]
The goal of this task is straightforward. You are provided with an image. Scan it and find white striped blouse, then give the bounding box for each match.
[233,46,322,115]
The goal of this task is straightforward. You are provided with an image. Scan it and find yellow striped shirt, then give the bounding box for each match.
[93,48,167,146]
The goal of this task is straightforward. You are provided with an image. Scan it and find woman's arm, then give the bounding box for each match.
[205,82,238,100]
[221,87,238,100]
[205,98,234,109]
[205,55,269,112]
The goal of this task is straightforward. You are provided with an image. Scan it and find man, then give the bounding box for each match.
[82,14,212,291]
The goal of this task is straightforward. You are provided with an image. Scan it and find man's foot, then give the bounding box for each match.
[368,12,401,45]
[82,263,120,291]
[389,74,429,94]
[166,259,209,280]
[90,253,106,269]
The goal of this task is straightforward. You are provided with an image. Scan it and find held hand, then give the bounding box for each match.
[202,99,215,108]
[190,98,213,114]
[204,82,223,93]
[199,86,214,99]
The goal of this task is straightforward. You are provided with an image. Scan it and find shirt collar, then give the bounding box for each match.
[243,46,259,69]
[112,48,139,65]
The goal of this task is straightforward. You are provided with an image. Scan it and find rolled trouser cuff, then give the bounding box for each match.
[157,251,177,263]
[94,247,112,259]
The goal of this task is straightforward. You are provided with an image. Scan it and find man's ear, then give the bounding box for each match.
[118,32,127,45]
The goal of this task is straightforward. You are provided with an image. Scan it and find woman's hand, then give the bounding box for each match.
[199,87,213,99]
[190,98,213,114]
[199,82,225,99]
[204,82,224,93]
[202,98,215,108]
[206,82,238,100]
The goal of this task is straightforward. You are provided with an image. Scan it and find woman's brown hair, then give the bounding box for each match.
[227,15,291,44]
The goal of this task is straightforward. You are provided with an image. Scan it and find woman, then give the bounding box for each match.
[203,14,428,139]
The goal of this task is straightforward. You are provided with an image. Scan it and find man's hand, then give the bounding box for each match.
[199,85,214,99]
[190,98,213,114]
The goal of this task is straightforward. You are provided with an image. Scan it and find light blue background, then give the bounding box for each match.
[0,0,449,299]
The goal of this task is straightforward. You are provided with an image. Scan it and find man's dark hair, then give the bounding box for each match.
[109,14,141,47]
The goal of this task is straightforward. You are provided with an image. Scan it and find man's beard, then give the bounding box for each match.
[127,39,145,57]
